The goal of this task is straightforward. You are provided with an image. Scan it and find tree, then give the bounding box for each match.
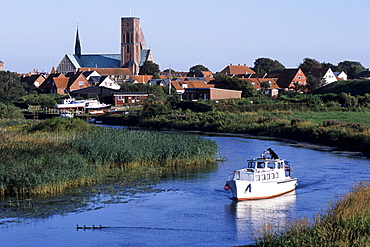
[212,73,256,97]
[0,103,24,119]
[20,92,59,108]
[253,57,285,74]
[299,58,322,74]
[259,81,271,94]
[321,62,338,72]
[337,60,365,79]
[0,71,26,103]
[306,74,325,92]
[187,64,209,77]
[139,61,160,75]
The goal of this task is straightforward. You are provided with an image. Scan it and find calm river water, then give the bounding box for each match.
[0,132,369,246]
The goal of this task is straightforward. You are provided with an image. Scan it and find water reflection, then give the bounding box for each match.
[226,191,297,240]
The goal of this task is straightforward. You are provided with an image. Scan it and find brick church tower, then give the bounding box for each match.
[121,17,144,75]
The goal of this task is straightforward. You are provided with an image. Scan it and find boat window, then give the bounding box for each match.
[255,175,260,181]
[271,173,275,179]
[257,162,265,168]
[268,162,276,169]
[240,172,254,181]
[267,174,270,180]
[276,172,279,178]
[248,162,256,169]
[261,174,266,180]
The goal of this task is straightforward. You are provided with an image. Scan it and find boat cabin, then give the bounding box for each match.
[228,158,291,182]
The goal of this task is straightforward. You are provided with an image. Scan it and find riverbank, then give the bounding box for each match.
[91,109,370,157]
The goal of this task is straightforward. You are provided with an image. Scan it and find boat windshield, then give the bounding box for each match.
[267,162,276,169]
[228,171,254,181]
[247,162,255,168]
[257,162,265,168]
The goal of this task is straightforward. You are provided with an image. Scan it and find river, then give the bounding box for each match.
[0,133,369,246]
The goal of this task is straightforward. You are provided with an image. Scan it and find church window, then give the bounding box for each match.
[126,33,130,43]
[127,45,130,53]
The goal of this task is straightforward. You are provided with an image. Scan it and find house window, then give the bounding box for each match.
[118,96,123,100]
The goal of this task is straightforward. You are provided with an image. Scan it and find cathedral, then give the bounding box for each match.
[56,17,153,75]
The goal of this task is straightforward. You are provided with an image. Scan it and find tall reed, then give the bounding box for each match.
[0,119,218,197]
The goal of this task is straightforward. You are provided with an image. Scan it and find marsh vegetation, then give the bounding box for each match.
[0,118,218,198]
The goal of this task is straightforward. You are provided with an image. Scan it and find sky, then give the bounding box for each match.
[1,0,369,73]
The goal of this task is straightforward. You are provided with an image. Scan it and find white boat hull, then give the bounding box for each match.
[227,178,298,200]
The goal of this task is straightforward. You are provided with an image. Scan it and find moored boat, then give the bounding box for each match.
[224,149,298,200]
[59,110,74,118]
[56,98,111,110]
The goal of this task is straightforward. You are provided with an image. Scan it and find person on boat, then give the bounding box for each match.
[267,148,278,159]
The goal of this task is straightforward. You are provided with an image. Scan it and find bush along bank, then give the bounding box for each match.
[0,118,218,198]
[123,109,370,156]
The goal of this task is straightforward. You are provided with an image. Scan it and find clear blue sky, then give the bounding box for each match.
[1,0,369,73]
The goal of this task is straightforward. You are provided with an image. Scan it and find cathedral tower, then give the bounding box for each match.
[121,17,144,75]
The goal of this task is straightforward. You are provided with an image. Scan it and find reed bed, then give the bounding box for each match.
[252,181,370,246]
[0,118,218,197]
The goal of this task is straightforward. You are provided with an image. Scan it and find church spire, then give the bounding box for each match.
[75,26,81,57]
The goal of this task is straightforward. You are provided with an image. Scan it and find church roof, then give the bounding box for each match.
[66,54,121,69]
[140,49,152,66]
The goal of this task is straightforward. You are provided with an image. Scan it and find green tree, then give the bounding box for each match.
[321,62,338,72]
[337,61,365,79]
[299,58,322,74]
[21,92,59,108]
[0,71,26,103]
[260,81,271,94]
[253,57,285,74]
[212,73,256,97]
[139,61,160,75]
[187,64,210,77]
[0,103,24,119]
[306,74,325,92]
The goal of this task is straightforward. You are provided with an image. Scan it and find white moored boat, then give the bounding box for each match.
[56,98,111,110]
[224,149,298,200]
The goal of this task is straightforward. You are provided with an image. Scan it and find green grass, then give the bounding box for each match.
[289,111,370,126]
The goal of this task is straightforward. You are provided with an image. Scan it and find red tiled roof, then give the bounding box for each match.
[219,65,256,75]
[131,75,153,83]
[171,81,185,91]
[183,81,212,88]
[199,71,213,77]
[54,77,69,89]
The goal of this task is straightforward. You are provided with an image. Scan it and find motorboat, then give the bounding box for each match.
[84,100,111,110]
[224,149,298,200]
[56,98,111,110]
[89,110,105,115]
[56,98,88,109]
